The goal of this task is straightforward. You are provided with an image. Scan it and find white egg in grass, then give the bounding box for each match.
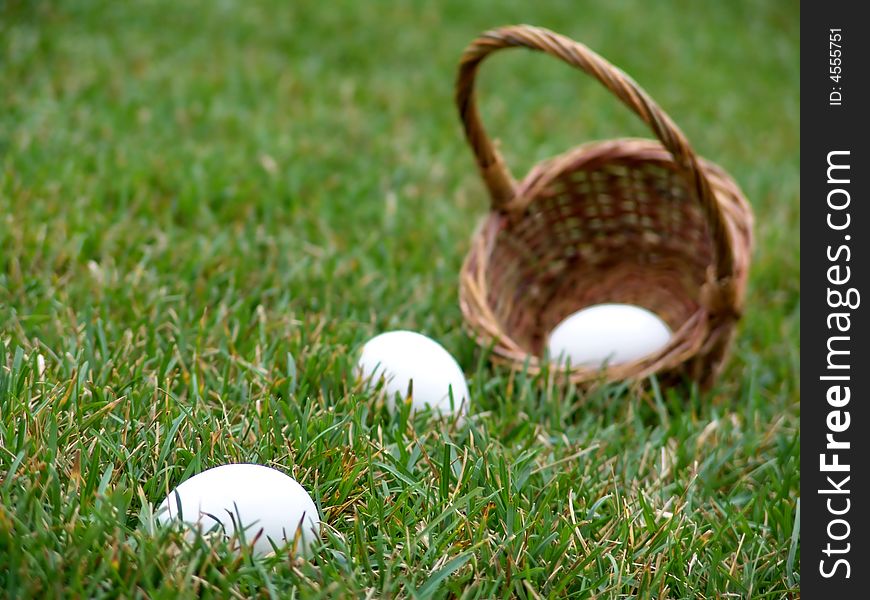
[156,463,319,557]
[547,303,672,368]
[357,330,470,417]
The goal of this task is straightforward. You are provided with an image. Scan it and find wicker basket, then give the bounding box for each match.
[455,25,753,388]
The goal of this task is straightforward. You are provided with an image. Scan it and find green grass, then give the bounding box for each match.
[1,0,799,597]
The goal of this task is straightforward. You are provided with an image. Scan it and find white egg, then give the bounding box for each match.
[357,330,469,416]
[547,303,672,368]
[156,463,319,556]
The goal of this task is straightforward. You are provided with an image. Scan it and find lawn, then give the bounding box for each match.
[1,0,799,597]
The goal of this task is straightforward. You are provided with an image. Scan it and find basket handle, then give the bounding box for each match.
[455,25,734,280]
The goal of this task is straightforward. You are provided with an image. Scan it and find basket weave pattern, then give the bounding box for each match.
[455,26,753,387]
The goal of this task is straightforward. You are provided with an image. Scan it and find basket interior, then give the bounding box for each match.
[483,154,715,355]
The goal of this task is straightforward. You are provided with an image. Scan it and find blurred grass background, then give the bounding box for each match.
[1,0,798,597]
